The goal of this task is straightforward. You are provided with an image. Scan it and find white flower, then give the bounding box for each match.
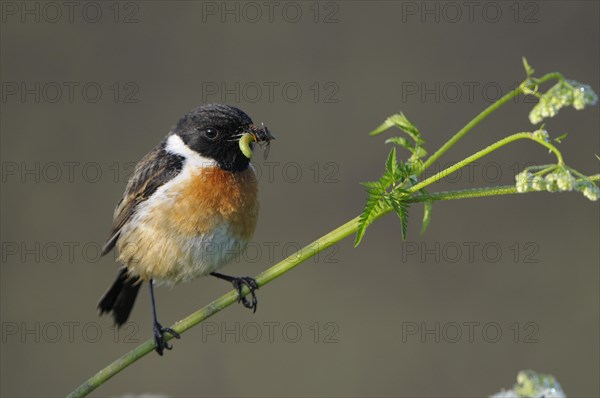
[555,170,576,191]
[582,184,600,201]
[515,171,533,193]
[531,176,546,191]
[571,80,598,110]
[529,80,598,124]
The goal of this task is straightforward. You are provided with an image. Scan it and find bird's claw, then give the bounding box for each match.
[231,277,259,313]
[152,322,181,356]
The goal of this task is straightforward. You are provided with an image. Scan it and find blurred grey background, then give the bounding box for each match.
[1,1,598,397]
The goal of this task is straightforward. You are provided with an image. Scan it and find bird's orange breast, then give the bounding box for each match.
[170,166,259,240]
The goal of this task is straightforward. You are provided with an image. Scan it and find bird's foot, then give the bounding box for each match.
[152,322,181,356]
[231,276,259,313]
[211,273,259,313]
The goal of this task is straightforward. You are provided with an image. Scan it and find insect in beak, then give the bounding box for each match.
[239,123,275,159]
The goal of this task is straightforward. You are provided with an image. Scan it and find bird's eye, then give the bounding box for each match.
[203,127,219,140]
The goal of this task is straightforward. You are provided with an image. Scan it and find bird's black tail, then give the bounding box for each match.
[98,268,142,326]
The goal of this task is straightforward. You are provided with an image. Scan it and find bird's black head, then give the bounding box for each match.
[172,104,256,172]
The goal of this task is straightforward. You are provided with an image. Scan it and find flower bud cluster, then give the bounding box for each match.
[529,80,598,124]
[515,168,599,201]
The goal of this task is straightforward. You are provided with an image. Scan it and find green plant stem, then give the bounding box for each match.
[421,72,563,172]
[532,165,557,176]
[411,132,563,193]
[421,89,520,171]
[406,185,518,202]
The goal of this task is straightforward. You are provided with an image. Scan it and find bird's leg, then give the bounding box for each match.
[210,272,259,313]
[149,279,180,356]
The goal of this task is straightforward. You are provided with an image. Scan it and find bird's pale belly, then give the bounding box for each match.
[119,221,249,284]
[116,166,258,284]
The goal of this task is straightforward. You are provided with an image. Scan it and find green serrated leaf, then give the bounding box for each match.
[354,216,369,247]
[388,194,409,240]
[522,57,534,77]
[420,200,433,235]
[385,137,428,161]
[356,145,415,246]
[385,147,397,175]
[385,147,406,182]
[388,113,424,144]
[369,118,395,136]
[370,113,425,145]
[554,133,568,143]
[385,136,413,150]
[361,181,383,191]
[355,194,383,247]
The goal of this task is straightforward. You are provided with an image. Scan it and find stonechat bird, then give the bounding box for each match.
[97,103,274,355]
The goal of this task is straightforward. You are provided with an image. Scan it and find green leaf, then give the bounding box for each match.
[361,181,383,193]
[390,113,424,144]
[385,147,397,174]
[554,133,568,143]
[387,194,410,240]
[385,147,404,182]
[356,144,414,246]
[368,118,395,136]
[385,136,413,151]
[355,193,383,247]
[370,113,424,145]
[522,57,535,78]
[385,137,428,159]
[420,200,433,235]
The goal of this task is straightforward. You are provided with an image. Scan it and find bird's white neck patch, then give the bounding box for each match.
[165,134,218,168]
